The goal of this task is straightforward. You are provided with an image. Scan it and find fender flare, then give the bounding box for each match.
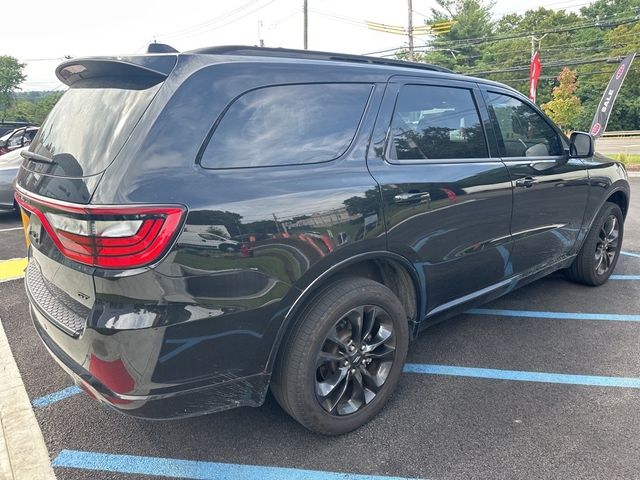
[264,250,423,373]
[575,180,630,255]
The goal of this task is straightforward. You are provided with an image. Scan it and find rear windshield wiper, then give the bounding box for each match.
[20,150,57,164]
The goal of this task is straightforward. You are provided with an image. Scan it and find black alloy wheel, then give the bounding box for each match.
[271,276,409,435]
[315,305,396,416]
[594,214,620,276]
[566,201,624,286]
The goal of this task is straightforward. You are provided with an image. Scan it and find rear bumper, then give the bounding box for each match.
[30,303,269,419]
[25,248,275,419]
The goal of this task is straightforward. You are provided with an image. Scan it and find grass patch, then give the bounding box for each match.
[615,152,640,165]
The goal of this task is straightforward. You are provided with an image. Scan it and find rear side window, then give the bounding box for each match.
[200,83,372,169]
[388,84,488,161]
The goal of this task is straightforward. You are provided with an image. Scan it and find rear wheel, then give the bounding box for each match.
[566,201,623,286]
[271,277,409,435]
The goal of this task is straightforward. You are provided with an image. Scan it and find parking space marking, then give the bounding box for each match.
[0,320,56,480]
[52,449,426,480]
[0,258,27,283]
[610,274,640,280]
[467,308,640,322]
[621,251,640,258]
[32,386,82,408]
[404,364,640,388]
[0,227,22,233]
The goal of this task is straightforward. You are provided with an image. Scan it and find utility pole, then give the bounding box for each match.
[258,20,265,47]
[407,0,414,61]
[530,33,548,61]
[303,0,308,50]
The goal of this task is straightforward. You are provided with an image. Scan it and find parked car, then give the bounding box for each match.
[16,45,630,435]
[0,147,25,211]
[0,127,38,156]
[0,121,34,137]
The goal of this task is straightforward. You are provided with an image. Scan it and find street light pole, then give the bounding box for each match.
[407,0,414,61]
[303,0,308,50]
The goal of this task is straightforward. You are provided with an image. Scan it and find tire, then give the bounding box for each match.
[270,276,409,435]
[565,201,624,286]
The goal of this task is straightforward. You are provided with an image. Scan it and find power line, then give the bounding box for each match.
[395,32,640,60]
[486,64,639,83]
[158,0,278,42]
[426,16,636,51]
[19,57,65,62]
[156,0,259,41]
[364,10,640,55]
[496,0,593,17]
[467,56,628,76]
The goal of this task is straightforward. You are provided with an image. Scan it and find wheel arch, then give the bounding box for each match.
[607,188,629,219]
[265,251,424,373]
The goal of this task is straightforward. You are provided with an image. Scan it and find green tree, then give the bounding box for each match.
[32,92,63,124]
[399,0,494,71]
[3,92,63,124]
[0,56,26,121]
[542,67,582,131]
[480,8,582,102]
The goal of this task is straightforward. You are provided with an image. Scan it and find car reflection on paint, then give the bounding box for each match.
[179,231,241,252]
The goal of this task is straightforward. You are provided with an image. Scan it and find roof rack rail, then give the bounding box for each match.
[187,45,454,74]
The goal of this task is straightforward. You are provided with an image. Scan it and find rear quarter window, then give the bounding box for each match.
[200,83,372,169]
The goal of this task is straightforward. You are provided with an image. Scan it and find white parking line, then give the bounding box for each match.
[0,227,22,233]
[0,319,56,480]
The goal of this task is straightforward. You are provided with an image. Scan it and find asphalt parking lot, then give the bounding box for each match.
[0,178,639,480]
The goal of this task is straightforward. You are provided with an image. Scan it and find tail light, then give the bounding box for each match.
[15,190,185,269]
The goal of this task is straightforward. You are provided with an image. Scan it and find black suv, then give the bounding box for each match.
[16,46,630,435]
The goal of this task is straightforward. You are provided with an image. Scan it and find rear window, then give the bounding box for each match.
[29,80,160,177]
[200,83,372,169]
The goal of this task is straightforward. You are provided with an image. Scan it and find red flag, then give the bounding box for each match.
[529,51,541,103]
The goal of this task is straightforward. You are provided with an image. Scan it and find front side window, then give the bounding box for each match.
[200,83,372,169]
[388,84,488,161]
[485,92,563,157]
[7,130,24,148]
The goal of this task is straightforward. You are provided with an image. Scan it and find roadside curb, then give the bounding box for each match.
[0,318,55,480]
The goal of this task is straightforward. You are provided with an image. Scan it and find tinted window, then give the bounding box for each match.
[389,85,487,161]
[29,81,161,177]
[201,83,372,169]
[486,92,563,157]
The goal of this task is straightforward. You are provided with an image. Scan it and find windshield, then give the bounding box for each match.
[28,81,161,177]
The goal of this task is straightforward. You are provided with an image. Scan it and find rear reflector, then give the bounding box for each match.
[15,191,185,269]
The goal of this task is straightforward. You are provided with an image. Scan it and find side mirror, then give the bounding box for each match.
[569,131,594,158]
[0,140,5,148]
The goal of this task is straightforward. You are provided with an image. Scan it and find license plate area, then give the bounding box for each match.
[21,210,43,249]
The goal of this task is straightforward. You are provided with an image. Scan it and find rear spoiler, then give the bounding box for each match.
[56,55,177,87]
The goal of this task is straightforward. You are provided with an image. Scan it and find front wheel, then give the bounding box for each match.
[271,277,409,435]
[566,201,624,286]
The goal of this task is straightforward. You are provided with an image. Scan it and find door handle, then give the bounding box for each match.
[394,192,430,203]
[515,177,535,188]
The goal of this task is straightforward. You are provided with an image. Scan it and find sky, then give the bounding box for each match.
[1,0,594,91]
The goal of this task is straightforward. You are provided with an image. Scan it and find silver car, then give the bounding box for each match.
[0,147,24,211]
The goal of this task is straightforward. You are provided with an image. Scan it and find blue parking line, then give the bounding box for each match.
[403,364,640,388]
[52,450,426,480]
[621,251,640,258]
[32,385,82,408]
[467,308,640,322]
[610,274,640,280]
